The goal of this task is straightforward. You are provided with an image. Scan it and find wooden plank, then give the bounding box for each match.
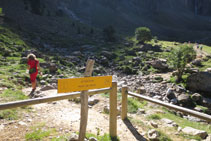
[109,82,117,137]
[79,59,95,141]
[128,91,211,122]
[58,76,112,93]
[121,86,128,120]
[0,88,111,111]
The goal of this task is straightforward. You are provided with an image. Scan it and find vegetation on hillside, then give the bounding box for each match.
[169,45,196,82]
[135,27,152,43]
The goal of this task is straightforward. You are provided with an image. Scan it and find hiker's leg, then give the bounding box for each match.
[32,80,36,90]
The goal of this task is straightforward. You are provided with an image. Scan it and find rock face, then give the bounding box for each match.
[187,72,211,95]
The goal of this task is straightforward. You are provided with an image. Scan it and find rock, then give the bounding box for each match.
[137,87,146,94]
[192,59,202,66]
[18,121,27,126]
[178,127,182,132]
[170,98,178,104]
[202,98,211,108]
[177,94,194,108]
[205,68,211,72]
[182,127,208,139]
[187,72,211,95]
[103,105,110,114]
[166,88,176,99]
[40,80,46,85]
[100,51,116,59]
[72,51,82,57]
[49,63,58,73]
[88,98,99,106]
[103,105,120,115]
[150,59,168,72]
[137,108,145,115]
[161,118,174,124]
[139,44,162,52]
[150,121,158,128]
[191,93,203,104]
[89,137,98,141]
[147,129,159,140]
[40,85,55,91]
[203,134,211,141]
[68,133,78,141]
[0,124,4,131]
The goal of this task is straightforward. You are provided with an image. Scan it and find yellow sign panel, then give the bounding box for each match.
[58,76,112,93]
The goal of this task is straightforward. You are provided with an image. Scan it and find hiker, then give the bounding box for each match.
[27,53,41,97]
[200,45,203,50]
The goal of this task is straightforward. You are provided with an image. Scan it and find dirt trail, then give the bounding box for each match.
[0,88,144,141]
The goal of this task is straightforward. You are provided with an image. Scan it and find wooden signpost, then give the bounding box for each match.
[57,59,113,141]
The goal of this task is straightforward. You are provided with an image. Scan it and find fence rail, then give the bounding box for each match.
[121,87,211,122]
[0,88,111,110]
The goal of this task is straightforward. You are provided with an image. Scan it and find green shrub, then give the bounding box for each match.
[135,27,152,43]
[169,45,196,82]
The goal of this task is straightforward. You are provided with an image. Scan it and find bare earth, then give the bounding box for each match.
[0,88,140,141]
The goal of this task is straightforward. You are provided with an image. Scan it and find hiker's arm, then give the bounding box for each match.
[38,63,42,75]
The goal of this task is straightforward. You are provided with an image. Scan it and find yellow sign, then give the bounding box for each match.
[58,76,112,93]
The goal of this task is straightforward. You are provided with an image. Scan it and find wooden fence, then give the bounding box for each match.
[121,86,211,122]
[0,82,117,139]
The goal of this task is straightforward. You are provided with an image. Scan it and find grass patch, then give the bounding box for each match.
[157,130,172,141]
[0,89,28,102]
[147,114,161,120]
[128,97,147,113]
[179,133,201,141]
[158,109,211,134]
[0,109,18,120]
[25,123,56,141]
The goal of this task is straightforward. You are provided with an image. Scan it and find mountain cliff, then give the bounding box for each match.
[1,0,211,44]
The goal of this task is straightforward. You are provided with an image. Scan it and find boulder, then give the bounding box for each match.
[182,127,208,139]
[147,129,159,140]
[203,134,211,141]
[100,51,116,59]
[166,88,176,99]
[177,94,194,108]
[205,68,211,72]
[68,133,78,141]
[49,63,58,73]
[191,93,203,104]
[139,44,162,52]
[88,98,99,106]
[150,59,168,72]
[191,59,202,66]
[187,72,211,95]
[89,137,98,141]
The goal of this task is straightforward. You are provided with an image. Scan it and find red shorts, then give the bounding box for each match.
[30,72,38,82]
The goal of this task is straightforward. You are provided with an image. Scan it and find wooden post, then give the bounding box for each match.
[79,59,95,141]
[109,82,117,138]
[121,86,128,120]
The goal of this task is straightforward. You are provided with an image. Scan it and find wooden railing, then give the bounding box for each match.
[121,86,211,122]
[0,82,118,138]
